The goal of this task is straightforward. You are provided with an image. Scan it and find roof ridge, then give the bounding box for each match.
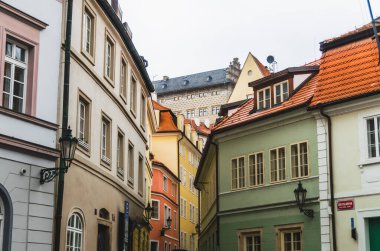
[153,68,227,83]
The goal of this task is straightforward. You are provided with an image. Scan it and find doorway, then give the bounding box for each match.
[97,224,110,251]
[369,217,380,250]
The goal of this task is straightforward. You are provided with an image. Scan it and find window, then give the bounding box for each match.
[66,213,84,251]
[101,116,111,165]
[163,176,168,191]
[180,232,187,249]
[189,203,195,223]
[248,153,264,186]
[212,106,220,115]
[120,58,127,99]
[151,200,159,220]
[291,142,309,178]
[173,211,177,229]
[138,155,144,195]
[172,183,176,197]
[190,235,195,251]
[180,197,187,218]
[257,87,271,110]
[186,110,195,118]
[199,92,206,97]
[82,7,95,56]
[3,40,28,113]
[191,94,196,99]
[241,232,261,251]
[270,147,286,182]
[367,116,380,158]
[199,108,207,117]
[150,241,158,251]
[78,96,90,150]
[211,91,219,96]
[279,228,302,251]
[104,36,114,81]
[130,76,137,113]
[274,82,289,104]
[117,131,125,178]
[141,93,146,128]
[187,94,191,99]
[164,205,171,227]
[231,157,245,189]
[128,142,134,185]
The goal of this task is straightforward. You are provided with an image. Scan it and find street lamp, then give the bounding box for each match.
[160,216,172,236]
[294,181,314,218]
[144,202,153,222]
[40,127,78,184]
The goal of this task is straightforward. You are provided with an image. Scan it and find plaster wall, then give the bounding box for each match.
[152,135,179,176]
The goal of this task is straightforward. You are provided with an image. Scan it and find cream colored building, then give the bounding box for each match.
[58,0,154,250]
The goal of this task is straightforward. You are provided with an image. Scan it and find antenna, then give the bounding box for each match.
[366,0,380,65]
[266,55,277,73]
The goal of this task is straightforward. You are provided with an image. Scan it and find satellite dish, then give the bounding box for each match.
[267,55,275,64]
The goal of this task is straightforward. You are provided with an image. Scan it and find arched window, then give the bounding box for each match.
[0,197,4,249]
[66,213,84,250]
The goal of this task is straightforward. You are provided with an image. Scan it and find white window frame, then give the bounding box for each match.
[66,213,84,251]
[238,229,262,251]
[150,240,159,251]
[231,156,246,190]
[280,229,302,251]
[270,146,286,183]
[274,81,289,105]
[117,131,125,178]
[248,152,264,187]
[212,106,220,115]
[163,176,168,192]
[151,200,160,220]
[290,142,309,179]
[365,115,380,159]
[3,39,28,113]
[104,37,114,80]
[82,8,94,56]
[101,117,111,165]
[257,87,271,110]
[130,75,137,114]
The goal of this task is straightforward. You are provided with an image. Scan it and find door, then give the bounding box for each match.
[369,217,380,250]
[98,224,110,251]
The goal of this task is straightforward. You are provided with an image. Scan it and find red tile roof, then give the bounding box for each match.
[310,36,380,107]
[152,100,171,111]
[184,119,211,136]
[213,75,318,131]
[156,110,180,132]
[252,55,271,77]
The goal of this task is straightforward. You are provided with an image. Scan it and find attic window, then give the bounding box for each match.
[257,87,271,110]
[183,80,189,85]
[207,76,212,82]
[274,82,289,104]
[248,70,253,76]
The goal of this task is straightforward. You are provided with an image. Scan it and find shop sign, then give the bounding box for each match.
[337,200,354,211]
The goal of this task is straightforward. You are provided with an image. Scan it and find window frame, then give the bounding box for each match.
[77,92,91,153]
[151,199,160,220]
[119,56,128,101]
[100,114,112,167]
[138,154,144,196]
[274,81,289,105]
[163,175,168,192]
[290,141,309,179]
[248,152,264,187]
[0,197,3,249]
[104,31,115,84]
[199,107,207,117]
[130,74,138,115]
[66,212,85,251]
[127,141,135,186]
[257,87,271,110]
[81,3,96,62]
[238,228,263,251]
[140,91,147,129]
[270,146,286,183]
[116,129,125,179]
[276,224,303,251]
[365,115,380,160]
[212,106,220,115]
[231,156,246,190]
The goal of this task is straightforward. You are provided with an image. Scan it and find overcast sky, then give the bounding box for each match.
[120,0,380,80]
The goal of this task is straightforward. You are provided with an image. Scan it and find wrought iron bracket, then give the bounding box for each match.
[40,167,68,184]
[302,208,314,218]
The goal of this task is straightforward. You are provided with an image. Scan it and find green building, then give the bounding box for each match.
[195,66,321,251]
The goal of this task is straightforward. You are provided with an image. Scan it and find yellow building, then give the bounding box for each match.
[152,101,204,251]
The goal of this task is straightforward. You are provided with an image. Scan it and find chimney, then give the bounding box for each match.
[226,57,241,83]
[111,0,123,20]
[123,22,133,40]
[163,76,170,81]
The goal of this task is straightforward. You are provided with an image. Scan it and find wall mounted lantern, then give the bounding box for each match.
[160,217,172,236]
[294,181,314,218]
[144,202,153,222]
[40,127,78,184]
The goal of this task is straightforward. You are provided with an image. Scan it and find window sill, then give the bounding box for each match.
[100,156,112,169]
[77,144,91,157]
[81,50,95,66]
[358,158,380,168]
[130,109,136,118]
[104,75,115,88]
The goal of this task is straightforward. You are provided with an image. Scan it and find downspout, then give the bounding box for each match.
[320,108,337,251]
[197,188,200,251]
[210,141,219,250]
[177,132,184,247]
[54,0,73,250]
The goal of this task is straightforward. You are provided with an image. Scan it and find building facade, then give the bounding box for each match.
[150,160,180,251]
[57,0,154,250]
[196,66,321,251]
[153,58,241,124]
[0,0,62,250]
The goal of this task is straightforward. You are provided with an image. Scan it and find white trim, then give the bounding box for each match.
[151,199,160,220]
[150,240,159,251]
[357,208,380,251]
[358,106,380,165]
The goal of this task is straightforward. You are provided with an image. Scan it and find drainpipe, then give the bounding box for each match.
[177,132,184,247]
[320,108,337,251]
[210,141,219,250]
[54,0,73,250]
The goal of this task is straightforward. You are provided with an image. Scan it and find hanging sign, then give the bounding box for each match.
[337,200,355,211]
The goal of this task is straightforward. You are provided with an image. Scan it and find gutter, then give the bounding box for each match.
[319,108,337,251]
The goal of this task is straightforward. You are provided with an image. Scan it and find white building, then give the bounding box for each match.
[0,0,62,250]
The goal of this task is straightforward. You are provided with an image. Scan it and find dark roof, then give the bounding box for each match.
[97,0,154,92]
[153,68,232,95]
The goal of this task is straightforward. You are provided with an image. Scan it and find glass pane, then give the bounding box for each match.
[4,62,11,77]
[300,143,308,176]
[257,153,264,185]
[15,46,26,62]
[14,67,25,82]
[3,78,11,93]
[13,82,24,97]
[291,145,298,178]
[232,159,237,188]
[378,117,380,156]
[6,42,12,57]
[279,148,286,180]
[239,157,245,187]
[270,150,277,181]
[12,97,23,113]
[367,119,376,158]
[246,236,253,251]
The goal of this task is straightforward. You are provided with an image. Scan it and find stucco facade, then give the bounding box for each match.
[0,0,62,250]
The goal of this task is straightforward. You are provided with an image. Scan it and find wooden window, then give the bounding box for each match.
[172,183,176,197]
[291,142,309,178]
[257,87,271,110]
[270,147,286,182]
[199,108,207,117]
[231,156,245,189]
[82,7,95,57]
[117,131,125,178]
[151,200,159,220]
[278,227,302,251]
[130,76,137,113]
[128,142,134,185]
[239,231,261,251]
[173,211,177,229]
[78,96,90,151]
[367,116,380,158]
[3,40,28,113]
[120,58,127,99]
[100,116,111,165]
[248,152,264,186]
[104,36,114,81]
[138,155,144,195]
[274,82,289,104]
[140,93,146,128]
[66,213,84,251]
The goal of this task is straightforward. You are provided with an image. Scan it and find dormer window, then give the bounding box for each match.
[274,82,289,104]
[257,87,270,110]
